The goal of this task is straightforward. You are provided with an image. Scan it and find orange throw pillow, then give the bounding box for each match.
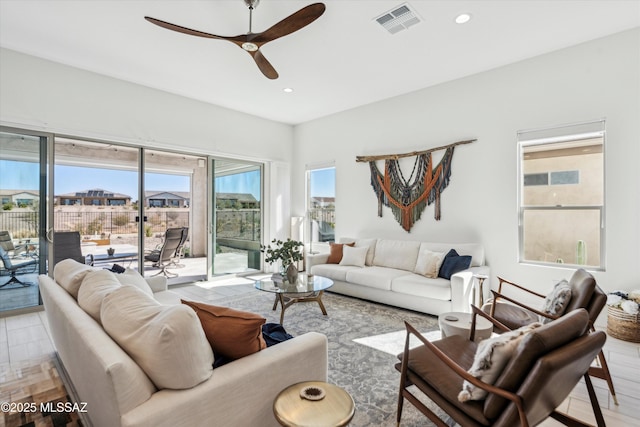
[326,242,355,264]
[181,300,267,360]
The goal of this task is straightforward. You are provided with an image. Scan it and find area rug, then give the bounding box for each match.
[210,290,456,427]
[0,356,83,427]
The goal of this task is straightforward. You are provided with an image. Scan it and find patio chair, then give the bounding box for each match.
[0,246,38,288]
[168,226,189,268]
[144,227,183,277]
[0,230,28,258]
[482,268,617,404]
[53,231,94,267]
[396,308,606,427]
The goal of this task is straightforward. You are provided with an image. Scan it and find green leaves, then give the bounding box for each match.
[260,238,304,267]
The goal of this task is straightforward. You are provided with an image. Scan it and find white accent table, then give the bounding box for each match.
[438,311,493,343]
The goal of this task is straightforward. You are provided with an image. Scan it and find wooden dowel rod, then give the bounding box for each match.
[355,139,476,162]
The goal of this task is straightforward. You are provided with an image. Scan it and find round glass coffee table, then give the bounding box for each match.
[273,381,355,427]
[255,274,334,324]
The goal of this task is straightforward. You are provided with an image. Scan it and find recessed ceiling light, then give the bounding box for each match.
[283,87,294,93]
[455,13,471,24]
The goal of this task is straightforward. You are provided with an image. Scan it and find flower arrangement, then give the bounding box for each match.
[607,290,640,315]
[260,238,304,269]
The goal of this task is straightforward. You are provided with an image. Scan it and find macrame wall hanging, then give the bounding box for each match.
[356,139,476,232]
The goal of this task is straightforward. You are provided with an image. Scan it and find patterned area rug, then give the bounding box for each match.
[209,290,455,426]
[0,356,83,427]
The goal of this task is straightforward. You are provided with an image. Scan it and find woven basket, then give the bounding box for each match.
[607,305,640,343]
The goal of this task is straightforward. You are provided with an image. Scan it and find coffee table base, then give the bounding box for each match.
[273,291,328,324]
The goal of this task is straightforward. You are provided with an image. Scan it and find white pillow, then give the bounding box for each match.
[355,238,377,266]
[540,279,572,323]
[339,245,368,267]
[53,259,96,299]
[101,286,214,390]
[77,269,122,323]
[115,268,154,296]
[458,322,542,402]
[414,249,445,278]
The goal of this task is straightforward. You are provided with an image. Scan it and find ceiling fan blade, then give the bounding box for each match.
[252,3,325,44]
[250,49,279,79]
[145,16,245,42]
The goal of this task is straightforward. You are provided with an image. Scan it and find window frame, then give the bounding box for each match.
[305,162,336,248]
[517,120,606,270]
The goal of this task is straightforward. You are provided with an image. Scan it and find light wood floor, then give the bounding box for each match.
[1,278,639,426]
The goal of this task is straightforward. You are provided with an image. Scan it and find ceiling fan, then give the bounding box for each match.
[145,0,326,79]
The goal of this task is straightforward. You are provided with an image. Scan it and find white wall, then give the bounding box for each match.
[292,28,640,315]
[0,47,295,240]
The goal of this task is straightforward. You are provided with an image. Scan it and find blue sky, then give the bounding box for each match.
[310,168,335,197]
[0,160,264,200]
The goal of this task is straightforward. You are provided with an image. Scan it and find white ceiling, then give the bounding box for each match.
[1,1,639,125]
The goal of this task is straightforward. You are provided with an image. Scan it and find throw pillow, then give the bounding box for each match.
[438,249,472,279]
[326,242,355,264]
[101,286,214,390]
[77,269,122,323]
[414,249,445,278]
[182,300,267,360]
[114,268,154,296]
[53,259,96,299]
[540,279,572,323]
[339,245,368,267]
[458,322,542,402]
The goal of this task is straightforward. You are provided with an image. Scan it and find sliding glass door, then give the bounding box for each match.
[0,129,48,314]
[212,159,262,275]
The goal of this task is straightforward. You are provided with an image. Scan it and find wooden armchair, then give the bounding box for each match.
[483,268,617,404]
[396,307,606,427]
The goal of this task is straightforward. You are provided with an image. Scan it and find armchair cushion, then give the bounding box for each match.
[540,279,572,322]
[458,322,541,402]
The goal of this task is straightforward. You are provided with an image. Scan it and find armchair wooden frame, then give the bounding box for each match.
[488,276,618,405]
[397,306,606,427]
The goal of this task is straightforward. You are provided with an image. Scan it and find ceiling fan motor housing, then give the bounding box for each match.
[244,0,260,10]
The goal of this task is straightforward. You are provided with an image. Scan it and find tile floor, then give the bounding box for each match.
[1,278,639,426]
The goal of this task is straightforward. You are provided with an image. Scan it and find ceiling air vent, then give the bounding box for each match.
[375,3,421,35]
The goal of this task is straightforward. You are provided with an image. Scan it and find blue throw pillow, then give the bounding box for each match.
[438,249,472,279]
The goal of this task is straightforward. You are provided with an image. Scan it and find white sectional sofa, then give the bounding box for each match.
[39,260,328,427]
[307,238,489,316]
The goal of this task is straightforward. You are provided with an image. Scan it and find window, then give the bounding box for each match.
[306,164,336,246]
[518,120,605,269]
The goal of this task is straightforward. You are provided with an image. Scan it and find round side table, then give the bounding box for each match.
[438,311,493,343]
[273,381,355,427]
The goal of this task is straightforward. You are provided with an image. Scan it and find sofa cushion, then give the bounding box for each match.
[391,274,452,301]
[345,266,412,291]
[339,245,368,267]
[355,238,377,266]
[414,249,445,278]
[115,268,154,296]
[181,300,267,360]
[327,242,354,264]
[310,264,360,282]
[77,269,122,323]
[439,249,472,279]
[101,286,214,390]
[372,239,421,271]
[458,322,542,402]
[53,259,96,299]
[420,242,485,267]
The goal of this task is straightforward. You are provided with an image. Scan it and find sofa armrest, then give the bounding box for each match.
[450,266,491,313]
[122,332,328,427]
[146,275,168,293]
[306,253,329,271]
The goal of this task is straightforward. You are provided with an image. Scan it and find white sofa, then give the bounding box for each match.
[307,238,489,316]
[39,261,328,427]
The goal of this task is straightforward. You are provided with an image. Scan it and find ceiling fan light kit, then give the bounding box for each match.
[145,1,326,79]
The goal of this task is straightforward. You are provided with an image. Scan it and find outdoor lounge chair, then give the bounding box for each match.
[0,230,28,258]
[53,231,94,267]
[0,246,38,288]
[144,227,183,277]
